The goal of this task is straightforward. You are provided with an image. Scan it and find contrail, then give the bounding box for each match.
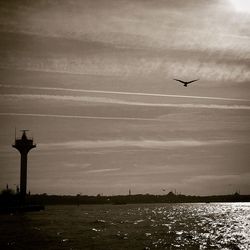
[0,112,162,121]
[1,84,249,102]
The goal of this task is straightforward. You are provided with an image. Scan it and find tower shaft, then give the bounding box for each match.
[13,130,36,205]
[20,152,28,201]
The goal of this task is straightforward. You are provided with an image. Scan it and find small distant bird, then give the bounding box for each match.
[173,79,199,87]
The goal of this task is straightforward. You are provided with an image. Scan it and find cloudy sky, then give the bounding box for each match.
[0,0,250,195]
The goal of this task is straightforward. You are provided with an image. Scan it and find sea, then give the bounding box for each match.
[0,203,249,250]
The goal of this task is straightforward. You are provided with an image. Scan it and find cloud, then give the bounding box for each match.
[185,173,250,186]
[1,0,250,82]
[38,139,232,151]
[0,112,161,122]
[2,0,249,53]
[63,162,91,169]
[1,53,249,82]
[85,168,120,174]
[1,0,250,196]
[1,84,249,102]
[1,94,250,110]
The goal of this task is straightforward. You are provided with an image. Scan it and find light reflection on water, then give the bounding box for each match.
[30,203,250,249]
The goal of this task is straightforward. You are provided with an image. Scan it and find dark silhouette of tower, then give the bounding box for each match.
[12,130,36,205]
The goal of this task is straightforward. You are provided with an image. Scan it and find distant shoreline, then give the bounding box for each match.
[25,192,250,206]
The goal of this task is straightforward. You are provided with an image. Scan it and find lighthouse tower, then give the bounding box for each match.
[13,130,36,205]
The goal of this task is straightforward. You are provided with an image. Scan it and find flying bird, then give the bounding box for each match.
[173,79,199,87]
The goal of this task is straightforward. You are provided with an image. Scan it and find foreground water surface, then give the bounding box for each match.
[0,203,249,250]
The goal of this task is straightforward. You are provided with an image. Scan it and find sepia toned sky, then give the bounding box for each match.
[0,0,250,195]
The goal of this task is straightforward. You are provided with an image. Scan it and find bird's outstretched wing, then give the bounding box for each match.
[186,79,199,84]
[173,79,186,84]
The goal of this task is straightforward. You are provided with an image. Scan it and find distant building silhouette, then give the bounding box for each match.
[16,185,20,194]
[12,130,36,205]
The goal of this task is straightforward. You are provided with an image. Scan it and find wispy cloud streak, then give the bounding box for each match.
[86,168,121,174]
[1,84,249,102]
[0,113,161,122]
[1,94,250,110]
[39,139,232,150]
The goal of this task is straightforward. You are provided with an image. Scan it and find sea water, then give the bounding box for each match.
[1,203,249,249]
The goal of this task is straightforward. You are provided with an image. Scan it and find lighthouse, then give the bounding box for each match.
[13,130,36,205]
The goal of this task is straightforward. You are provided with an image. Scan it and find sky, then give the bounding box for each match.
[0,0,250,196]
